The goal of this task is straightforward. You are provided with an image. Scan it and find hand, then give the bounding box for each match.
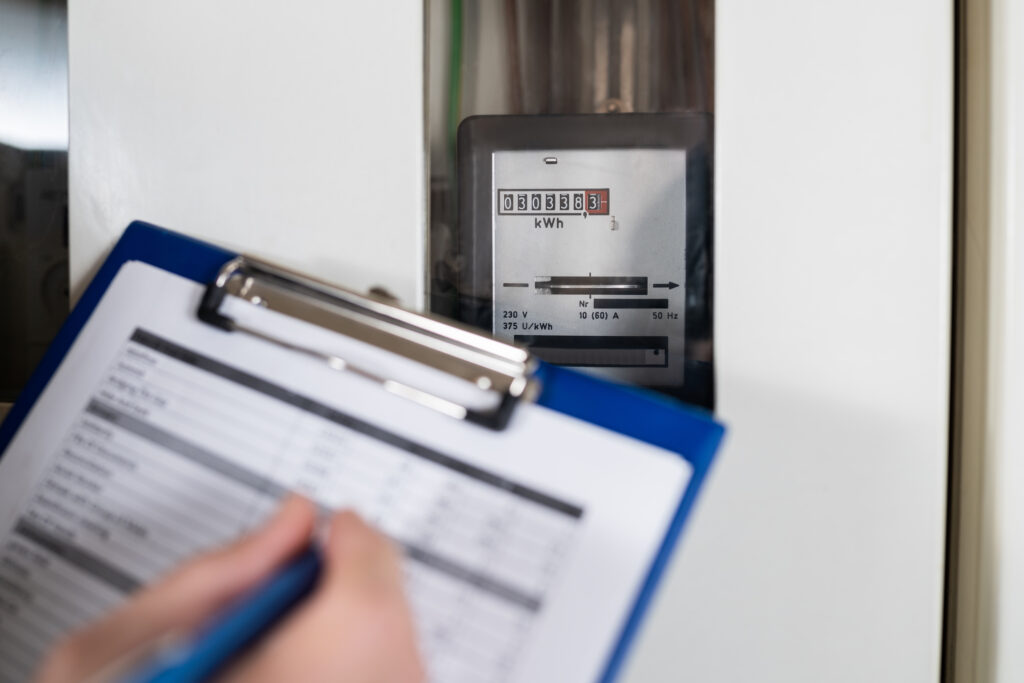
[33,497,424,683]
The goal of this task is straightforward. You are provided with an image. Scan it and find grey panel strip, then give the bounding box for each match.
[85,400,287,499]
[14,519,140,594]
[404,543,541,612]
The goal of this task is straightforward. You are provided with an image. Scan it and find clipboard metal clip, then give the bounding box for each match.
[198,257,538,430]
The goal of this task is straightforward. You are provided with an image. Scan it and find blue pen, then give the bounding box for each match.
[120,547,323,683]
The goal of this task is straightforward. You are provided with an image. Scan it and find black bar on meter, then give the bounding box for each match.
[534,276,648,296]
[514,335,668,368]
[594,298,669,309]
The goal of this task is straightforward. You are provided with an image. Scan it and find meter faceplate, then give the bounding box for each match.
[452,114,713,409]
[492,149,687,387]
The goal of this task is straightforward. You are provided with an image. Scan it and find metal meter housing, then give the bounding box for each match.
[453,114,713,409]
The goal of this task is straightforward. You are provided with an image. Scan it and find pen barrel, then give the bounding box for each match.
[125,548,322,683]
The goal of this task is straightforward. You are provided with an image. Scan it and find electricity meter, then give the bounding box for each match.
[451,114,713,409]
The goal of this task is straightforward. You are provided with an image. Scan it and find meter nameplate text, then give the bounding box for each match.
[491,149,687,387]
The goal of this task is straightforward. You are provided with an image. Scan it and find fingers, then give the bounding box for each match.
[34,495,316,683]
[223,511,425,683]
[320,510,404,598]
[153,495,318,617]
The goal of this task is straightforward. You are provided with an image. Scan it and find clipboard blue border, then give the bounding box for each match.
[0,221,724,682]
[536,364,722,682]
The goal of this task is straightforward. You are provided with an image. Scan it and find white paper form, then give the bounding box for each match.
[0,262,691,683]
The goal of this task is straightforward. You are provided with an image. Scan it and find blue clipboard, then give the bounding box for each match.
[0,221,724,682]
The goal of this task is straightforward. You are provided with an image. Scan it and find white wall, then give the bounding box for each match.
[622,1,952,681]
[68,1,425,307]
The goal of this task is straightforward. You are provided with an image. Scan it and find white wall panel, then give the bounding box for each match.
[623,1,952,681]
[68,1,425,307]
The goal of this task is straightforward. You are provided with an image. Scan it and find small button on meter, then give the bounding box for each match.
[450,114,713,409]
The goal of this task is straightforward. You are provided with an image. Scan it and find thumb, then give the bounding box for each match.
[319,510,403,599]
[217,510,424,683]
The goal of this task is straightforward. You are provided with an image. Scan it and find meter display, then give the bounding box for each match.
[493,148,687,387]
[451,114,713,408]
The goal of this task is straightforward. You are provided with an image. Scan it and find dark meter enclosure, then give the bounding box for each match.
[448,114,713,409]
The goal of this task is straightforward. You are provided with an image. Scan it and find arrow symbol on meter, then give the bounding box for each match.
[652,282,680,290]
